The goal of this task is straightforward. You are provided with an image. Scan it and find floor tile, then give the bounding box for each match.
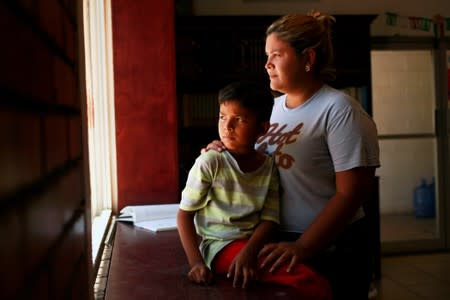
[374,277,423,300]
[375,253,450,300]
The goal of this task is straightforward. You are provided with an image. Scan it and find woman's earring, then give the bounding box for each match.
[305,64,311,72]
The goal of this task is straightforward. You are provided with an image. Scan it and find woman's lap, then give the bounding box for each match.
[306,217,372,300]
[212,217,371,299]
[213,239,332,300]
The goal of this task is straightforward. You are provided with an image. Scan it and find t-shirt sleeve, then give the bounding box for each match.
[179,154,214,211]
[327,101,380,172]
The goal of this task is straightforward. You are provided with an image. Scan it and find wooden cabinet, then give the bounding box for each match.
[175,15,376,183]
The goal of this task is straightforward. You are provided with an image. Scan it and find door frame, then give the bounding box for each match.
[371,36,449,254]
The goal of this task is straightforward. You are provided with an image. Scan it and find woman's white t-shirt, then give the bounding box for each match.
[255,84,380,233]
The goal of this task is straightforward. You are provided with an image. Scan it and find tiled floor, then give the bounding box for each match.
[372,252,450,300]
[380,214,437,242]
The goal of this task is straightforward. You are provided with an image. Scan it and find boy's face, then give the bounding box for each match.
[218,100,266,155]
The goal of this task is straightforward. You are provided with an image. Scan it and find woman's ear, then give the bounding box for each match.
[305,48,317,67]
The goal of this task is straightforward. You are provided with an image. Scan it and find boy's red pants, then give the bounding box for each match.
[213,239,332,300]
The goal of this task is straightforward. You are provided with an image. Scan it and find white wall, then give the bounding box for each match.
[371,50,437,215]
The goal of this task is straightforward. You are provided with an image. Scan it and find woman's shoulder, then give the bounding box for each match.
[321,85,352,102]
[320,85,363,111]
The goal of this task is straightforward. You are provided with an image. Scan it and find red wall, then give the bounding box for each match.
[111,0,179,210]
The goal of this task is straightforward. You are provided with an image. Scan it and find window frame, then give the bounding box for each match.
[82,0,117,266]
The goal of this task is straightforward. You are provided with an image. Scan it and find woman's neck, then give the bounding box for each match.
[285,80,324,108]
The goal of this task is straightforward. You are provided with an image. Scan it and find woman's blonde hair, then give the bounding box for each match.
[266,11,336,82]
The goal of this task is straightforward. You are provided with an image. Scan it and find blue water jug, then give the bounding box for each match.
[414,178,435,218]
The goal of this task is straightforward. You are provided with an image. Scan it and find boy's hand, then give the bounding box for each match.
[188,263,213,285]
[227,250,259,288]
[201,140,227,154]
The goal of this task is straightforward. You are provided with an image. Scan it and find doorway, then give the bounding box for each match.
[371,39,448,254]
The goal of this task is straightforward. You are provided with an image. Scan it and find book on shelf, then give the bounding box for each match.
[116,203,179,232]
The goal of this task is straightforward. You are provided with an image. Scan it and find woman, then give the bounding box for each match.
[205,12,380,299]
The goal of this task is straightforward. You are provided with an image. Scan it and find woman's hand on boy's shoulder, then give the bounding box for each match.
[201,140,227,154]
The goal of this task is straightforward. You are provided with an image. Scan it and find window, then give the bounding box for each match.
[82,0,117,263]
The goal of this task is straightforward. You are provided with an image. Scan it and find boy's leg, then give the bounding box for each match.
[214,239,331,299]
[213,239,248,274]
[260,263,332,300]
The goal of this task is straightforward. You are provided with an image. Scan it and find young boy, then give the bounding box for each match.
[177,81,331,298]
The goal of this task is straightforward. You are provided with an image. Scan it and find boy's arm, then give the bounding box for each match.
[228,220,278,288]
[241,162,279,257]
[176,208,213,284]
[229,161,280,287]
[177,209,203,266]
[244,220,278,256]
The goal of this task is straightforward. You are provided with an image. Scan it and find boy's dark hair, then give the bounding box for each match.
[218,81,274,122]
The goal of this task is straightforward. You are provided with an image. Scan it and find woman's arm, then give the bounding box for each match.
[295,167,375,258]
[260,166,375,272]
[177,209,213,284]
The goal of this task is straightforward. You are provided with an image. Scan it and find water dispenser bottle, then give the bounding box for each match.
[414,178,435,218]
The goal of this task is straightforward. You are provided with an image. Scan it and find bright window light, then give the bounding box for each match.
[82,0,117,263]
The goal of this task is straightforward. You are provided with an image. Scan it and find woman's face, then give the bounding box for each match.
[265,33,305,94]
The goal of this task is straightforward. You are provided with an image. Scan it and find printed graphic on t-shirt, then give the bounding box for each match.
[256,122,303,169]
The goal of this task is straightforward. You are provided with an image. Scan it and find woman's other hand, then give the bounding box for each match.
[201,140,227,154]
[258,242,305,273]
